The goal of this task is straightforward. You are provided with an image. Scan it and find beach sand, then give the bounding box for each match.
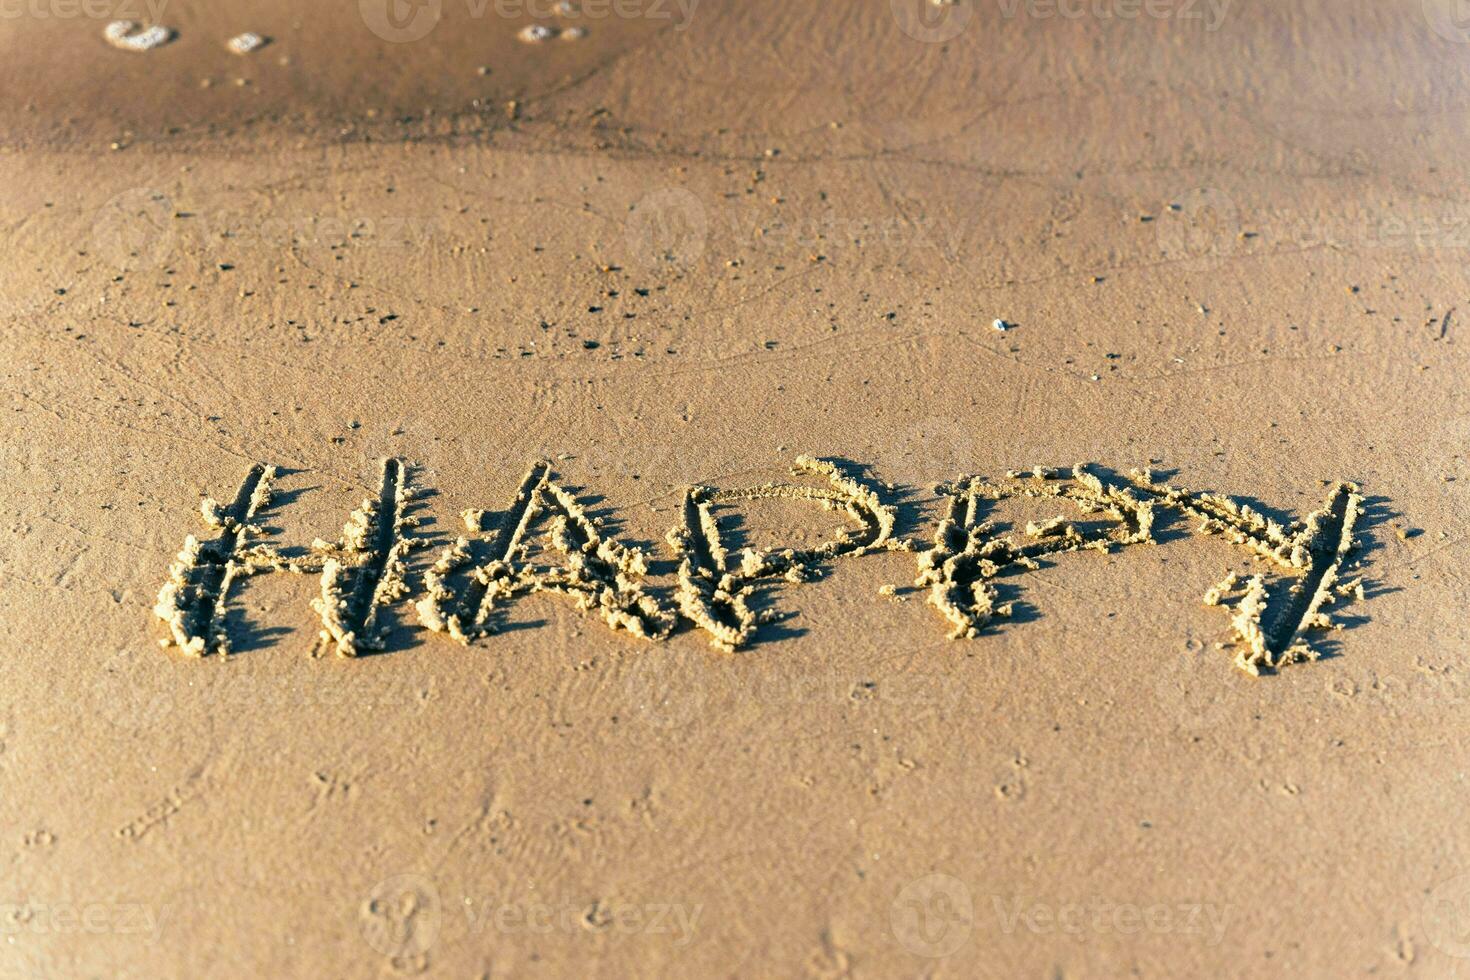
[2,0,1469,975]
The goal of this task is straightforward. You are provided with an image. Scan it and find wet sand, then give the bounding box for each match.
[2,1,1469,975]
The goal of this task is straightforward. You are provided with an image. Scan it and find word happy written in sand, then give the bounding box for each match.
[155,457,1370,675]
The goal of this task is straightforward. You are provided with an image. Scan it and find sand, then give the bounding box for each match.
[3,0,1469,976]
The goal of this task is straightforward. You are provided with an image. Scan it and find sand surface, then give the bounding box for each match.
[3,1,1470,975]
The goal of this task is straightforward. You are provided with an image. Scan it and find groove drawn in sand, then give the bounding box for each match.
[151,456,1381,672]
[416,463,673,643]
[1131,471,1366,674]
[920,465,1372,674]
[154,463,294,656]
[116,765,207,841]
[668,455,900,650]
[917,466,1156,639]
[310,458,425,657]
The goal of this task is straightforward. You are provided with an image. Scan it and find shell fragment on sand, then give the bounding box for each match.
[104,21,174,52]
[227,33,268,55]
[515,22,584,42]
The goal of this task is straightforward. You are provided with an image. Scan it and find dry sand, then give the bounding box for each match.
[3,0,1470,975]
